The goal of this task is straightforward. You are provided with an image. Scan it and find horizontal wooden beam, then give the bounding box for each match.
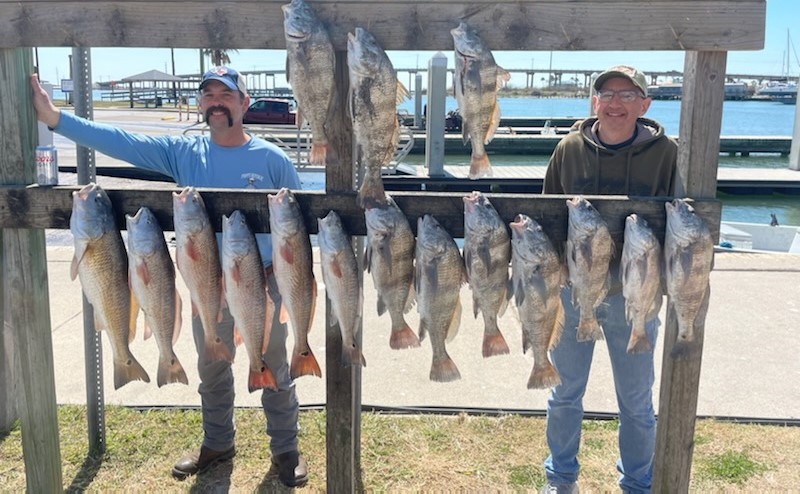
[0,186,720,250]
[0,1,765,51]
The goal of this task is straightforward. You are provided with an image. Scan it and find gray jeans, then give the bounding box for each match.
[191,270,299,454]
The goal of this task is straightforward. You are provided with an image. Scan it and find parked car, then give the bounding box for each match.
[243,98,297,125]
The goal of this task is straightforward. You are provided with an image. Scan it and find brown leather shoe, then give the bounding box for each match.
[270,450,308,487]
[171,445,236,480]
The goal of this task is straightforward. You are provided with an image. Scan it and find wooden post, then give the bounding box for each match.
[425,52,447,176]
[324,50,362,493]
[0,47,63,491]
[652,50,726,492]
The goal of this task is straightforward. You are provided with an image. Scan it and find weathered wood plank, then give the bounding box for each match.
[652,51,727,493]
[0,1,765,51]
[0,48,63,492]
[0,185,720,243]
[324,48,361,493]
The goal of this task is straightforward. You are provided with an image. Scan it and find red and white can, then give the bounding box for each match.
[35,145,58,186]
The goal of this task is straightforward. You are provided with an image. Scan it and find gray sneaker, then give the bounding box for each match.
[540,481,580,494]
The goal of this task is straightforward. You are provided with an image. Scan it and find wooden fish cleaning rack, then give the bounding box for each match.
[0,1,765,491]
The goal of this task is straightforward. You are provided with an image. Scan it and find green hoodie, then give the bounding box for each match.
[542,117,677,196]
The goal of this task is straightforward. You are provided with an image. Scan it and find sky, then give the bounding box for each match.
[35,0,798,90]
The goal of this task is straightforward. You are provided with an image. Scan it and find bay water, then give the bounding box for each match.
[399,96,800,226]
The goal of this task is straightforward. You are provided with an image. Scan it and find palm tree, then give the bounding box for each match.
[203,49,239,67]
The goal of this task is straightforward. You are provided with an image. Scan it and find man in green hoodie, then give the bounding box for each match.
[541,66,677,494]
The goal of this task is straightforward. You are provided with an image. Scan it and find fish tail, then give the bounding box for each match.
[157,352,189,387]
[341,342,366,368]
[310,142,330,167]
[389,322,420,350]
[357,170,387,209]
[670,326,700,359]
[482,331,510,358]
[577,317,604,342]
[527,362,561,390]
[429,356,461,383]
[114,355,151,390]
[468,153,492,180]
[290,348,322,379]
[248,366,278,393]
[204,334,233,363]
[626,328,653,354]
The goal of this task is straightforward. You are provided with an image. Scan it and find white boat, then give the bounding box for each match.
[755,81,797,103]
[718,221,800,254]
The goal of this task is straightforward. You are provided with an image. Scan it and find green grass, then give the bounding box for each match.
[1,406,798,491]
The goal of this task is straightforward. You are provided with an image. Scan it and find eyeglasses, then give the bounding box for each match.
[596,89,644,103]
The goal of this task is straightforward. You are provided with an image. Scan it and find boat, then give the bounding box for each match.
[718,221,800,254]
[647,81,749,101]
[755,81,797,104]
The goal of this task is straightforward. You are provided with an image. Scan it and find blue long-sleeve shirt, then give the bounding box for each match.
[56,111,301,266]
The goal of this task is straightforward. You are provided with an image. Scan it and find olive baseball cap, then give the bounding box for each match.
[199,66,248,97]
[593,65,648,97]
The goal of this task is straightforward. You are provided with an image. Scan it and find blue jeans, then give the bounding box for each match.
[544,288,658,493]
[191,271,299,455]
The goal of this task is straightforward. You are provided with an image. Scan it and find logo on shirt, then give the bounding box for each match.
[242,172,264,189]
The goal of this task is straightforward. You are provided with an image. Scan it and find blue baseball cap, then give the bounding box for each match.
[199,66,248,96]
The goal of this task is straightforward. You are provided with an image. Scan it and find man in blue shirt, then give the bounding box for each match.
[30,66,308,487]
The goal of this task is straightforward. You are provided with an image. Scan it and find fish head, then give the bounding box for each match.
[126,207,162,256]
[451,22,486,60]
[665,198,706,240]
[463,191,502,235]
[282,0,318,41]
[267,187,302,235]
[347,27,383,76]
[70,183,116,241]
[566,196,604,232]
[365,196,402,240]
[318,210,349,252]
[222,210,255,256]
[172,186,209,234]
[417,214,451,256]
[510,214,550,260]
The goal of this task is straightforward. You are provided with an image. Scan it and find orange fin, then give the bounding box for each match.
[482,331,510,358]
[527,362,561,390]
[429,356,461,383]
[157,353,188,388]
[113,354,150,390]
[248,366,278,393]
[290,348,322,379]
[389,322,420,350]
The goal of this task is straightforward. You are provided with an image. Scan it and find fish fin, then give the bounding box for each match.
[549,299,565,350]
[577,315,604,342]
[396,80,410,103]
[70,254,81,281]
[186,237,200,262]
[233,326,244,347]
[280,242,294,265]
[468,153,492,180]
[430,356,461,382]
[157,352,188,387]
[136,259,151,286]
[514,276,526,306]
[341,341,366,368]
[647,286,664,321]
[496,66,511,86]
[191,300,199,318]
[290,347,322,379]
[405,283,416,313]
[329,257,343,279]
[471,292,480,319]
[357,169,387,209]
[143,321,152,341]
[279,302,290,325]
[113,354,150,390]
[482,331,510,358]
[527,361,561,390]
[364,242,373,273]
[418,318,428,342]
[626,326,652,354]
[485,101,501,144]
[204,334,233,363]
[497,287,509,317]
[310,142,330,167]
[249,364,278,393]
[173,291,182,345]
[579,240,593,272]
[129,292,139,343]
[679,249,693,277]
[262,297,275,355]
[376,295,387,316]
[308,276,318,331]
[423,260,439,289]
[390,321,420,350]
[671,337,700,360]
[445,298,462,343]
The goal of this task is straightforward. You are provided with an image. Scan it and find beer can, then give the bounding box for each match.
[35,145,59,186]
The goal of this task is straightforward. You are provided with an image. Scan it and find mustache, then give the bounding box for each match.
[204,105,234,127]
